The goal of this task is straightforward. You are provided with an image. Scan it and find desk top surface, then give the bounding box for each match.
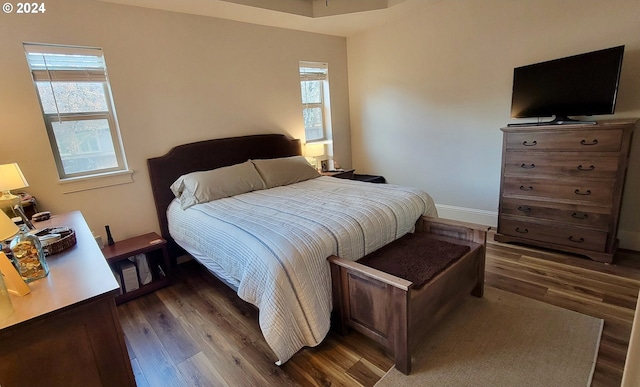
[1,211,119,330]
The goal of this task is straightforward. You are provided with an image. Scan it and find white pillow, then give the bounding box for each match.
[170,161,266,209]
[251,155,320,189]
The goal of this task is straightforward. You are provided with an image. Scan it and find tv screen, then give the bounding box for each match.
[510,45,624,125]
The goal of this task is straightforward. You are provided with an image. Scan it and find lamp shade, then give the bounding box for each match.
[0,163,29,192]
[0,211,19,241]
[304,143,325,158]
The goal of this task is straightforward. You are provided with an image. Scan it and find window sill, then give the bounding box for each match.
[58,170,134,193]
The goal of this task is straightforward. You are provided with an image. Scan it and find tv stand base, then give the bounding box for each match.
[507,116,597,127]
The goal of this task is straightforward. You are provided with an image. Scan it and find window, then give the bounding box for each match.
[24,43,129,181]
[299,61,331,142]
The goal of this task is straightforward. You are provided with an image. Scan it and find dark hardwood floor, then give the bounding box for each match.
[118,232,640,387]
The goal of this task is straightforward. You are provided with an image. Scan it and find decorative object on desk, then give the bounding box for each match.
[10,223,49,283]
[0,163,29,219]
[16,191,38,218]
[105,225,115,246]
[0,263,13,319]
[36,227,76,256]
[31,211,51,222]
[0,252,30,296]
[0,212,26,314]
[12,202,34,230]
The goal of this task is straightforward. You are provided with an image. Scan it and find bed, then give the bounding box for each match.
[147,134,439,365]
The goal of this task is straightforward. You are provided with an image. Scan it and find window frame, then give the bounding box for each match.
[24,43,130,185]
[299,61,331,143]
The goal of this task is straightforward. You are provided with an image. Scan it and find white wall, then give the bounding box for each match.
[347,0,640,249]
[0,0,350,242]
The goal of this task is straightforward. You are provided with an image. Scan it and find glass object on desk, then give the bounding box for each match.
[10,225,49,282]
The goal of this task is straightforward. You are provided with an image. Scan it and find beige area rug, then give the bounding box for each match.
[376,286,603,387]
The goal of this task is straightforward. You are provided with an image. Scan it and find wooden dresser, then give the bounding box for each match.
[495,119,637,263]
[0,211,135,387]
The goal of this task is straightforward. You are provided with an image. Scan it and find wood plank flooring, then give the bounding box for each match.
[118,233,640,387]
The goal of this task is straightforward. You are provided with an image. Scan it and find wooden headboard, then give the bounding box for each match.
[147,134,301,258]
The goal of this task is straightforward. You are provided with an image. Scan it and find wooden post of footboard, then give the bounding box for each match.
[416,216,489,297]
[330,256,349,335]
[390,286,411,374]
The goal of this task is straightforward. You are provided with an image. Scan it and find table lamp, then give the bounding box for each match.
[304,143,325,171]
[0,163,29,218]
[0,209,19,243]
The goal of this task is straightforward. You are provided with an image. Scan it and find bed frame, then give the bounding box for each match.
[147,134,486,372]
[147,134,301,259]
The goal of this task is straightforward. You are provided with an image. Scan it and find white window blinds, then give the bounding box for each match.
[24,43,107,82]
[299,61,328,82]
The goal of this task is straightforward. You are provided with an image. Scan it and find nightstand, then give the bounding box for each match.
[101,232,171,304]
[321,169,355,179]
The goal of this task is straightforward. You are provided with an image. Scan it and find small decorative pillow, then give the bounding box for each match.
[251,156,320,189]
[170,161,266,209]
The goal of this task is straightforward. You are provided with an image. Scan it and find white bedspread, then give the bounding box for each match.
[168,176,436,364]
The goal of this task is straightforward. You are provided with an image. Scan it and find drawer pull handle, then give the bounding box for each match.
[577,165,595,171]
[520,163,536,169]
[515,227,528,234]
[580,139,598,146]
[522,140,537,147]
[517,206,532,213]
[572,212,589,220]
[574,189,592,196]
[519,186,534,191]
[568,236,585,243]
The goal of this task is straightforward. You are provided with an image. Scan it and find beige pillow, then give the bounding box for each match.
[170,161,266,209]
[251,155,320,188]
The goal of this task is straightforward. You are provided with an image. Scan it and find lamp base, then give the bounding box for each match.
[0,191,20,219]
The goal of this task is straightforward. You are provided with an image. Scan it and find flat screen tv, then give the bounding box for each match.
[509,45,624,126]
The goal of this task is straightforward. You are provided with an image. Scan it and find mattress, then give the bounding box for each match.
[168,176,436,364]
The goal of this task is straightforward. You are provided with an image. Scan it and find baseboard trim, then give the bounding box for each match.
[618,230,640,252]
[435,204,498,228]
[434,204,638,252]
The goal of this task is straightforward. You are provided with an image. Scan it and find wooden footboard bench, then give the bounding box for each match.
[329,216,488,374]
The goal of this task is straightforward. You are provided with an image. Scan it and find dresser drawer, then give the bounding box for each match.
[499,217,608,251]
[500,198,610,230]
[505,129,623,152]
[503,177,614,205]
[504,153,619,179]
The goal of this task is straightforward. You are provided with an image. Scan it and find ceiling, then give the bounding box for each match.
[98,0,438,37]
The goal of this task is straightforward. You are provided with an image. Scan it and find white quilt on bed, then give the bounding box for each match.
[168,176,437,364]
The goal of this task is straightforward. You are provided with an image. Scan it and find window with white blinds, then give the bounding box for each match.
[299,61,331,142]
[24,43,128,180]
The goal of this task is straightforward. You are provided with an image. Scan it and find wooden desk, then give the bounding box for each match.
[0,211,135,387]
